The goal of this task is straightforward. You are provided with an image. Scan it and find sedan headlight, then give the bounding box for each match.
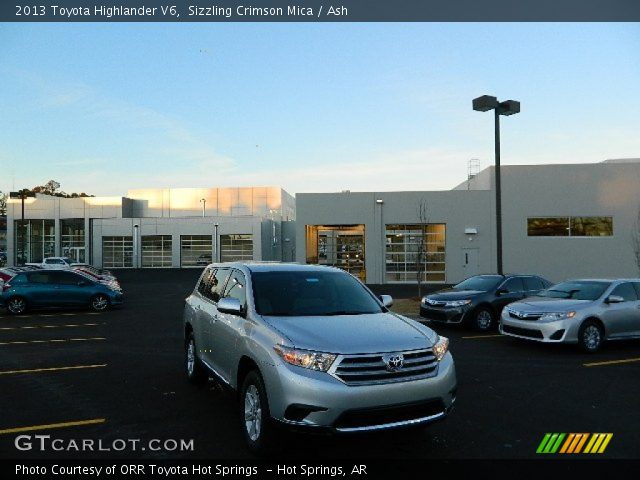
[274,345,337,372]
[444,299,472,308]
[432,336,449,362]
[539,311,576,322]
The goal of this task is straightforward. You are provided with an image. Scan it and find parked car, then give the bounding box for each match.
[0,269,123,314]
[184,263,456,452]
[73,268,122,292]
[196,254,213,265]
[25,257,75,269]
[420,274,552,331]
[500,279,640,352]
[0,266,42,287]
[72,266,119,285]
[72,263,113,277]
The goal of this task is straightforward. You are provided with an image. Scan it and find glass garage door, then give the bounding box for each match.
[102,236,133,268]
[220,234,253,262]
[385,224,446,283]
[181,235,213,267]
[141,235,172,268]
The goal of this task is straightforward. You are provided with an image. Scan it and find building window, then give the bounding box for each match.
[102,236,133,268]
[220,234,253,262]
[14,219,55,264]
[61,219,85,263]
[180,235,212,267]
[527,217,613,237]
[305,225,366,281]
[385,224,446,283]
[141,235,172,268]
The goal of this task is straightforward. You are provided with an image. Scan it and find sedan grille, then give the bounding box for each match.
[331,349,438,386]
[507,308,544,321]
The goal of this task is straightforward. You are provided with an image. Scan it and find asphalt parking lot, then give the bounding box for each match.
[1,269,639,459]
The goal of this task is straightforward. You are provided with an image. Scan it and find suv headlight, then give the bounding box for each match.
[539,311,576,322]
[444,299,472,308]
[274,345,337,372]
[432,336,449,362]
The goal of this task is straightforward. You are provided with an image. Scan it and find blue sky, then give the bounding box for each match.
[1,23,639,196]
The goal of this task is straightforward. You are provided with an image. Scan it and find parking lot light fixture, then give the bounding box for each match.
[472,95,521,275]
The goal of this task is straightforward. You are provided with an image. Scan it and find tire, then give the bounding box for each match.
[7,296,27,315]
[185,332,206,384]
[90,294,110,312]
[472,306,495,331]
[578,320,604,353]
[240,370,275,454]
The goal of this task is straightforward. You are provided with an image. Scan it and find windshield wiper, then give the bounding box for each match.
[324,311,369,316]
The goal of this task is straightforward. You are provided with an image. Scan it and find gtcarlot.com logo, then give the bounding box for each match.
[536,433,613,454]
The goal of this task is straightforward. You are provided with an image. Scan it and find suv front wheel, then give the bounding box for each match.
[185,332,206,384]
[240,370,275,453]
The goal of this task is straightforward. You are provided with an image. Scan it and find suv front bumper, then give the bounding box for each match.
[262,352,456,432]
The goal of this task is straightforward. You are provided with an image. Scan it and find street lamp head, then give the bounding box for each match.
[472,95,499,112]
[498,100,520,116]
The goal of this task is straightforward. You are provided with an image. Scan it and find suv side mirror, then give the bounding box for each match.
[605,295,625,304]
[496,288,509,296]
[379,294,393,308]
[218,297,243,315]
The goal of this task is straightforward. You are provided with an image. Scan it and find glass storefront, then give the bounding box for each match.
[14,219,55,264]
[305,225,366,280]
[385,224,446,283]
[141,235,172,267]
[527,217,613,237]
[220,234,254,262]
[102,236,134,268]
[61,219,85,263]
[180,235,213,267]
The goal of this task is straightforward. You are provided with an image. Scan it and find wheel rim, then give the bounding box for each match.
[584,325,601,350]
[477,310,492,329]
[92,296,108,311]
[9,298,25,314]
[186,340,195,376]
[244,385,262,442]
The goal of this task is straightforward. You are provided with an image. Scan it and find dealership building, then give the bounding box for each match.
[5,159,640,284]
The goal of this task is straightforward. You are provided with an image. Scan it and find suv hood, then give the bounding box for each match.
[512,297,592,312]
[263,312,433,355]
[428,289,484,300]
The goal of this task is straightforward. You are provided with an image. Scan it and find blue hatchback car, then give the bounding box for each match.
[0,269,123,315]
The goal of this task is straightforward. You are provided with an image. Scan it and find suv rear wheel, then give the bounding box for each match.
[240,370,275,453]
[185,332,206,384]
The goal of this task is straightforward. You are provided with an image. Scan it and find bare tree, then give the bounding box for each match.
[415,198,430,298]
[0,191,7,216]
[633,204,640,276]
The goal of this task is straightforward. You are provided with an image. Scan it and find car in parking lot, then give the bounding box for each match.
[420,274,552,331]
[0,269,123,314]
[183,263,456,452]
[500,279,640,352]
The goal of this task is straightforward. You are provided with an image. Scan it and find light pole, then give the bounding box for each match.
[200,198,206,217]
[472,95,520,275]
[214,222,219,262]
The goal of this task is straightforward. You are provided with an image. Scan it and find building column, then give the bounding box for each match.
[54,218,61,257]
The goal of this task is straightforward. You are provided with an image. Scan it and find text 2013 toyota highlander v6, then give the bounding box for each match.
[183,263,456,452]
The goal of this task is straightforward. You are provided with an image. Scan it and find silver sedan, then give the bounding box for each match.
[500,279,640,352]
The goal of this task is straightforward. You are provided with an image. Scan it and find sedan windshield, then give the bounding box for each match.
[454,275,503,292]
[251,270,384,316]
[539,281,610,300]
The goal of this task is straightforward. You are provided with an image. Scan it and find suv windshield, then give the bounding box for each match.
[540,281,610,300]
[454,275,503,292]
[252,270,384,317]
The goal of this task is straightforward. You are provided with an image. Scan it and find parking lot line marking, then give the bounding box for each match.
[0,323,103,331]
[461,334,505,339]
[0,364,107,376]
[0,418,106,435]
[583,357,640,367]
[0,337,106,345]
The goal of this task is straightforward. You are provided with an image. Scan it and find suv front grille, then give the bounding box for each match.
[331,349,438,386]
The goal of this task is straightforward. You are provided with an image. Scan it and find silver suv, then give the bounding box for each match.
[183,263,456,451]
[500,279,640,352]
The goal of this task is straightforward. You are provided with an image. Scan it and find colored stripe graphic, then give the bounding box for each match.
[538,433,613,454]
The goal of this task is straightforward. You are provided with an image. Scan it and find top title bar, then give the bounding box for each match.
[3,0,640,22]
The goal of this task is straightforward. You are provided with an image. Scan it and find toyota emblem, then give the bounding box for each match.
[383,353,404,372]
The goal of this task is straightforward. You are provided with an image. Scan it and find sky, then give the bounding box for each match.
[0,22,639,196]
